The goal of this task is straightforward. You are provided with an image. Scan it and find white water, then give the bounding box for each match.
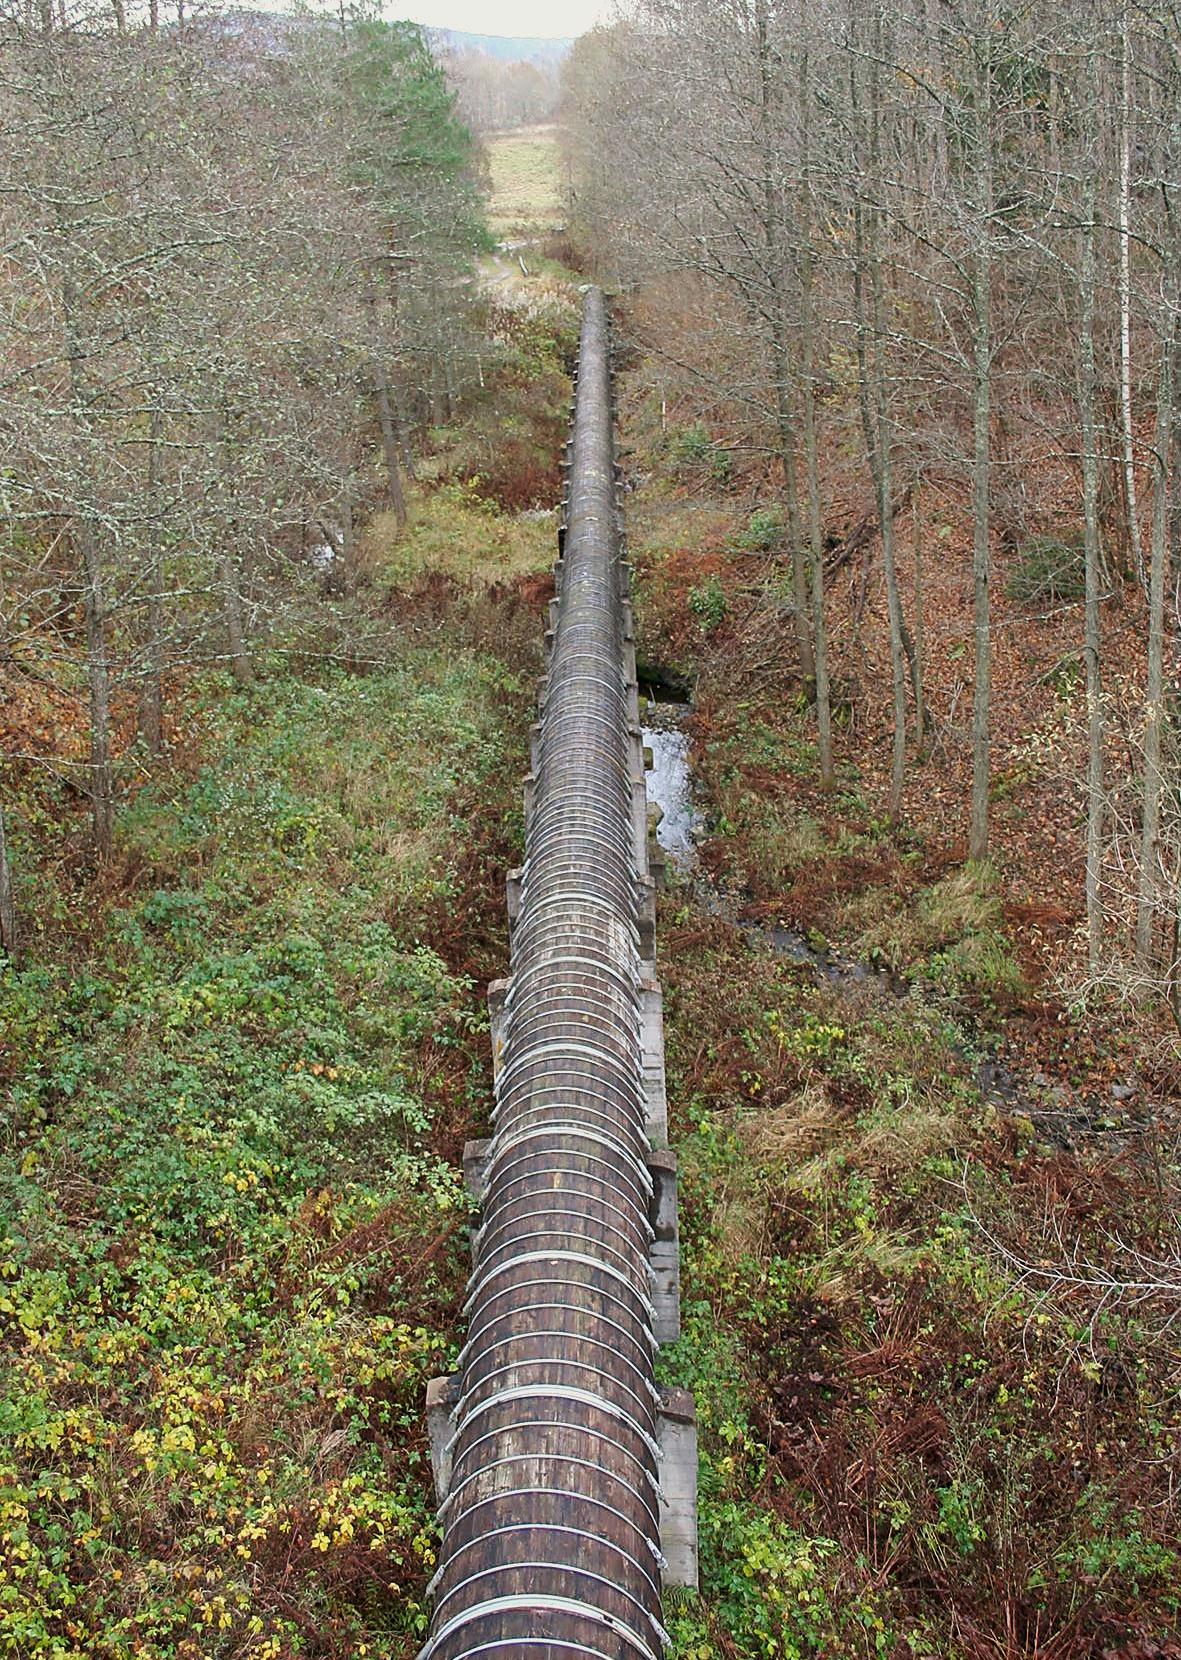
[642,700,701,866]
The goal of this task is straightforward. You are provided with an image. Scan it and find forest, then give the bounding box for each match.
[1,1,1179,1658]
[564,0,1181,998]
[440,33,563,132]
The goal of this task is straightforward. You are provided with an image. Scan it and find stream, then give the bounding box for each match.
[641,686,1147,1148]
[641,690,702,865]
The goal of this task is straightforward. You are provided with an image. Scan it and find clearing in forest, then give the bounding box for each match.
[484,123,566,239]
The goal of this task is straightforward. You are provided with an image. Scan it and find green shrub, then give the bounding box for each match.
[703,1502,839,1659]
[1005,530,1087,604]
[736,506,785,551]
[669,422,732,486]
[688,575,728,633]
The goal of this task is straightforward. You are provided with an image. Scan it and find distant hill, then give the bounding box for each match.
[430,30,573,66]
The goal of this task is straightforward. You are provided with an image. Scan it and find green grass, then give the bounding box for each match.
[841,863,1028,996]
[365,485,556,588]
[0,653,527,1659]
[484,125,565,239]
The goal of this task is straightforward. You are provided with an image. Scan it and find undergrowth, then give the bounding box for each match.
[0,653,529,1659]
[657,908,1180,1659]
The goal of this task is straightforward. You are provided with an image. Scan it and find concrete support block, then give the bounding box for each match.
[506,868,523,931]
[548,597,560,632]
[628,723,648,878]
[645,776,668,888]
[632,780,651,880]
[636,874,657,966]
[648,827,668,890]
[627,723,645,785]
[523,774,535,826]
[536,674,549,713]
[543,627,555,663]
[648,1149,680,1343]
[462,1138,491,1203]
[658,1389,698,1589]
[426,1375,461,1503]
[487,978,511,1083]
[639,975,668,1146]
[529,722,542,773]
[625,671,641,727]
[621,600,635,643]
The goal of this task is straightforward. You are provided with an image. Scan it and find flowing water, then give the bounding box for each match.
[641,693,701,867]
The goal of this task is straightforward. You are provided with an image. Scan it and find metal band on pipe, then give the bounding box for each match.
[419,1596,664,1660]
[463,1251,655,1320]
[439,1449,659,1528]
[430,1563,670,1649]
[456,1296,660,1372]
[431,1521,664,1604]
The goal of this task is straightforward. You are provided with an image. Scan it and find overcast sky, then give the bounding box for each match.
[396,1,612,36]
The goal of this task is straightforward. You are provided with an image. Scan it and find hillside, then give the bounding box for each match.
[429,29,571,65]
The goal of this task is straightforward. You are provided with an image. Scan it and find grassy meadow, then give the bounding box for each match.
[483,124,566,240]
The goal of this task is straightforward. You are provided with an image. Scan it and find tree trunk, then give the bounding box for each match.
[1136,313,1177,973]
[1080,112,1105,972]
[912,472,928,752]
[800,45,834,789]
[853,46,907,824]
[0,806,18,967]
[341,478,357,597]
[771,353,815,685]
[1117,0,1144,588]
[220,552,252,688]
[140,407,165,757]
[871,249,907,825]
[63,271,114,855]
[80,518,115,854]
[215,409,253,688]
[968,24,994,865]
[755,0,815,686]
[374,354,408,529]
